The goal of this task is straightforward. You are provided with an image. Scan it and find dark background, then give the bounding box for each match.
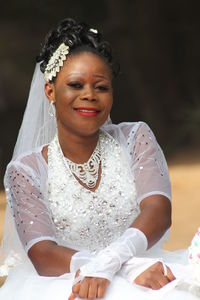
[0,0,200,188]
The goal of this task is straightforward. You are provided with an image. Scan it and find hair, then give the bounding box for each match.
[36,18,120,80]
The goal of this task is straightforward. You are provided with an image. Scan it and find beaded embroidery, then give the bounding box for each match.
[48,130,139,251]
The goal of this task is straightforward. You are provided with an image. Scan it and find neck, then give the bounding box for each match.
[57,128,100,164]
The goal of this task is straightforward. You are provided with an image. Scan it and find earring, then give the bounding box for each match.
[48,101,55,117]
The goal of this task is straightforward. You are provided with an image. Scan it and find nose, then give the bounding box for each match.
[80,85,96,102]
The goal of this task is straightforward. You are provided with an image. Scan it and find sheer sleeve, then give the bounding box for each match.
[127,122,171,204]
[4,158,56,253]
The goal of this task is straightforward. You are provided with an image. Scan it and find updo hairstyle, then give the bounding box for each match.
[36,18,119,80]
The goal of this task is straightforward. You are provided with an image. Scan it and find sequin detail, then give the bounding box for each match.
[48,130,139,251]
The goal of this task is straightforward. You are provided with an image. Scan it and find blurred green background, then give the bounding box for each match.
[0,0,200,188]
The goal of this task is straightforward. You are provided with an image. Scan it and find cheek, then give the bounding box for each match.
[55,86,78,105]
[105,95,113,111]
[64,89,78,100]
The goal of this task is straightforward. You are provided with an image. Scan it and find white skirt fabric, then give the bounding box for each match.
[0,249,199,300]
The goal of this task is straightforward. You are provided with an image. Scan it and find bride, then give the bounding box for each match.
[0,18,199,299]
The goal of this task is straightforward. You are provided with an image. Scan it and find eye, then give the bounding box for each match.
[96,85,109,91]
[68,82,83,89]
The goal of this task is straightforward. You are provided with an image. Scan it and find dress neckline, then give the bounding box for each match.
[48,129,117,195]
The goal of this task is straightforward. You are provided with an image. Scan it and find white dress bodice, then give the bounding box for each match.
[48,130,139,251]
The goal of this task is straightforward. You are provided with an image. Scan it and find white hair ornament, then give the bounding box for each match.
[89,28,98,34]
[44,43,69,82]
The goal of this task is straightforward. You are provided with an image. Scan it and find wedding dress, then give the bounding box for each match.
[0,121,199,299]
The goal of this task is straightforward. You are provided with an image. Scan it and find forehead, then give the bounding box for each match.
[59,51,112,79]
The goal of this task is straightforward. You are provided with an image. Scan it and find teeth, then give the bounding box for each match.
[78,109,96,112]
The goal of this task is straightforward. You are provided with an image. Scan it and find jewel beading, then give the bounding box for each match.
[64,138,101,189]
[44,43,69,82]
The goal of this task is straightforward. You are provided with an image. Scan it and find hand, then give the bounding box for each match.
[68,270,110,300]
[134,261,175,290]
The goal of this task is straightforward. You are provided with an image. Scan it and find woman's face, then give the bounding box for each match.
[45,52,113,138]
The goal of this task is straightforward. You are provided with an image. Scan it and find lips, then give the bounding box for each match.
[74,107,100,117]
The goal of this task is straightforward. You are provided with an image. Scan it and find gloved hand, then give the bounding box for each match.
[119,256,166,283]
[79,227,148,282]
[70,250,95,273]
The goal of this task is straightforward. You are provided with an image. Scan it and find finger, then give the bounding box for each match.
[72,282,81,294]
[166,266,176,282]
[88,279,98,300]
[158,261,175,282]
[152,261,170,287]
[75,269,80,278]
[68,292,76,300]
[150,268,170,287]
[97,280,110,298]
[159,262,176,282]
[135,272,162,290]
[158,274,170,288]
[78,278,89,299]
[147,278,162,290]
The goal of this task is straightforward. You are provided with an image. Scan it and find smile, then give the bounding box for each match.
[74,107,100,117]
[78,109,97,112]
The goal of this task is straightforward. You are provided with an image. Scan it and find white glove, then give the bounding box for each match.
[79,228,148,282]
[70,250,95,273]
[119,257,164,283]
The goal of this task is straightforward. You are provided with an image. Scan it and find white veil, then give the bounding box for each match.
[0,64,57,276]
[13,63,57,159]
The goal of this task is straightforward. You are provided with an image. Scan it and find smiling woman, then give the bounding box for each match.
[44,52,113,150]
[0,18,198,300]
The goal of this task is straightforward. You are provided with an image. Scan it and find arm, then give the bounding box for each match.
[28,240,76,276]
[130,122,172,248]
[5,160,77,277]
[117,196,173,290]
[118,122,173,289]
[132,194,171,249]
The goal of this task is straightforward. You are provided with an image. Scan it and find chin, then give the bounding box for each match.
[77,127,100,138]
[77,119,106,136]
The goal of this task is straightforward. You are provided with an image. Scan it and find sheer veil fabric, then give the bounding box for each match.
[13,63,57,158]
[0,63,57,273]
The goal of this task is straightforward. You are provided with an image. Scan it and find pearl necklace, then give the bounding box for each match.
[56,133,102,189]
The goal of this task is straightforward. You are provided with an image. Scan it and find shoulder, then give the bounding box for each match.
[5,147,47,180]
[103,121,155,142]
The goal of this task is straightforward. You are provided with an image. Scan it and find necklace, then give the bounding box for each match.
[56,133,102,189]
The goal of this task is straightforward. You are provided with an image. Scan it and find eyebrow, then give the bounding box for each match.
[93,74,110,80]
[65,73,110,80]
